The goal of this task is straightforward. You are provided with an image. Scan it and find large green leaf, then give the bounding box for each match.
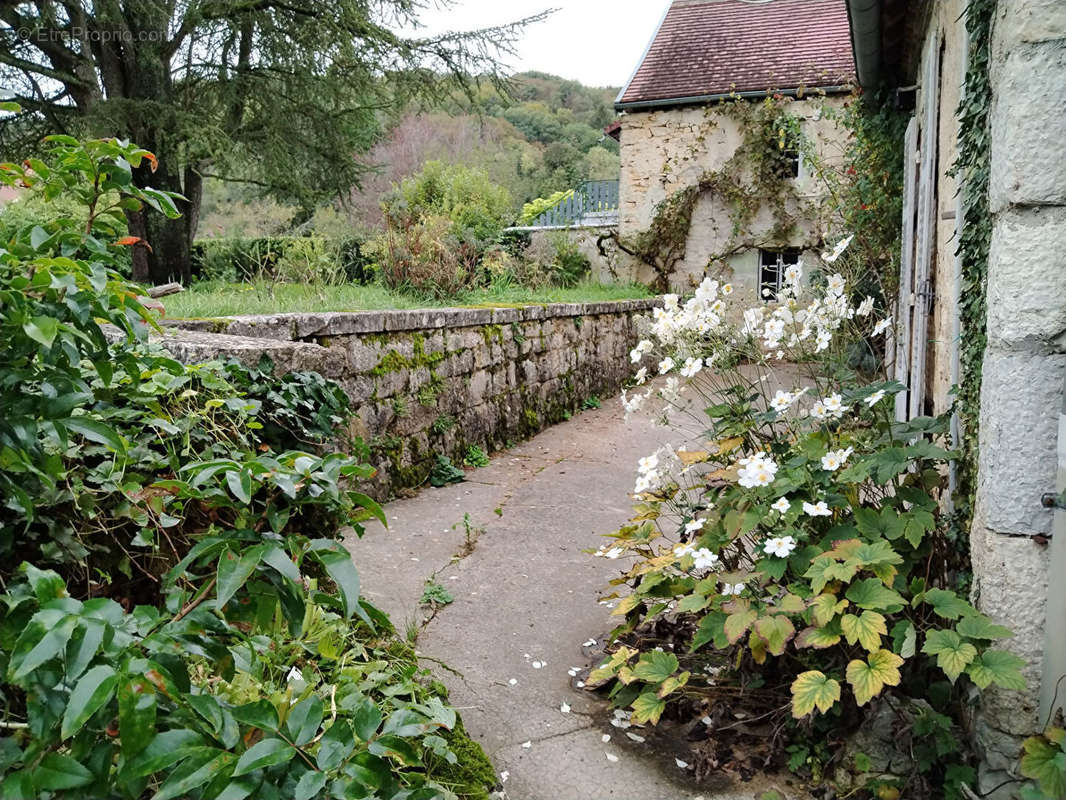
[966,649,1027,690]
[123,731,210,778]
[922,589,976,621]
[844,578,905,612]
[309,542,361,621]
[216,546,265,610]
[65,417,126,452]
[754,615,795,656]
[790,671,841,718]
[316,720,355,770]
[286,695,324,746]
[152,751,236,800]
[33,752,94,791]
[61,664,118,739]
[351,697,382,742]
[922,629,977,682]
[232,738,294,777]
[117,675,157,757]
[956,614,1013,640]
[631,651,679,685]
[294,771,328,800]
[1020,733,1066,798]
[23,315,58,347]
[10,615,78,679]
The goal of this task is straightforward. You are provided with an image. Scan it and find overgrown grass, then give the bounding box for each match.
[164,279,655,318]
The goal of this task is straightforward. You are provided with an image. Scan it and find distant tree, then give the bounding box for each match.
[0,1,546,284]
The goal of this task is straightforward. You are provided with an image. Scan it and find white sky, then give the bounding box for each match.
[409,1,670,89]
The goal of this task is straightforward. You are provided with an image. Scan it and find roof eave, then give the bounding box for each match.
[846,0,885,87]
[614,84,855,112]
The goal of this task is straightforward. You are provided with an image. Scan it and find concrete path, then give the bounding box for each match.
[349,394,795,800]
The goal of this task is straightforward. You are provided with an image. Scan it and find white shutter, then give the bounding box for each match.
[894,116,919,422]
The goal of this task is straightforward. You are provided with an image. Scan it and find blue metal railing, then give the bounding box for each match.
[527,180,619,227]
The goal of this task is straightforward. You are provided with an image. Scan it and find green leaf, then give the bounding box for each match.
[845,578,905,612]
[956,614,1013,640]
[232,738,294,777]
[310,543,361,621]
[61,664,117,739]
[216,546,264,610]
[922,589,976,620]
[231,700,279,732]
[21,564,65,603]
[809,593,848,626]
[0,101,21,112]
[294,771,328,800]
[286,695,324,746]
[369,734,422,766]
[117,675,157,757]
[922,630,978,682]
[840,611,887,652]
[11,615,78,679]
[724,606,758,644]
[316,720,355,770]
[225,469,253,504]
[152,751,236,800]
[33,752,94,791]
[690,611,728,651]
[890,620,917,658]
[351,697,382,741]
[214,776,258,800]
[903,509,935,547]
[1020,734,1066,798]
[123,730,208,778]
[630,691,666,725]
[631,651,679,685]
[65,417,125,452]
[846,649,903,705]
[790,671,841,718]
[966,650,1027,690]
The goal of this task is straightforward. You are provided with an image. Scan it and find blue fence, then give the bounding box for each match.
[527,180,620,228]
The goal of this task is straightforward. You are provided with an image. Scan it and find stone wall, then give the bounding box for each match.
[970,0,1065,793]
[615,97,850,296]
[523,226,623,284]
[162,299,657,498]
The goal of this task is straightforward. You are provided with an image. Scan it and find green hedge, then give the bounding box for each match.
[190,236,374,284]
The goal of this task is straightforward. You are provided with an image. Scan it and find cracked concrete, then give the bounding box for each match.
[349,390,801,800]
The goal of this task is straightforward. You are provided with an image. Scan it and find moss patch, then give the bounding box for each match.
[425,717,497,800]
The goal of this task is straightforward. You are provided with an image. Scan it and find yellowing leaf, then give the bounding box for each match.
[796,625,842,649]
[612,595,643,616]
[809,593,848,626]
[724,607,758,644]
[630,691,666,725]
[754,615,795,656]
[678,450,710,466]
[846,649,903,705]
[657,671,690,698]
[777,593,807,614]
[791,670,841,718]
[840,611,887,652]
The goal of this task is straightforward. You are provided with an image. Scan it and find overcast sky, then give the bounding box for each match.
[409,1,670,89]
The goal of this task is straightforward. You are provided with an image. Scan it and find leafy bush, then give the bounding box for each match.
[383,161,512,246]
[595,238,1024,794]
[190,237,372,285]
[370,214,480,299]
[0,130,491,799]
[462,446,489,469]
[519,190,574,225]
[520,232,590,288]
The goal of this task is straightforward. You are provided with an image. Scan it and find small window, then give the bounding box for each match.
[783,147,801,178]
[759,249,801,301]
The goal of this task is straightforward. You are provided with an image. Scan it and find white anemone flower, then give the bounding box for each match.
[769,390,794,413]
[822,234,854,264]
[680,357,703,378]
[872,317,893,336]
[634,366,648,385]
[771,497,791,513]
[721,582,745,596]
[826,273,846,295]
[763,535,797,557]
[864,389,886,407]
[658,356,675,375]
[856,296,875,317]
[684,518,705,535]
[803,500,833,517]
[638,454,659,474]
[692,548,720,570]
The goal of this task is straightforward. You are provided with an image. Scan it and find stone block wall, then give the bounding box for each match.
[162,299,658,498]
[969,0,1066,793]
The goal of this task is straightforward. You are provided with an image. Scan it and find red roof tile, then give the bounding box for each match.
[617,0,856,108]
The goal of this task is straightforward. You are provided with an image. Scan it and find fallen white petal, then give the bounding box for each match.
[605,752,619,763]
[500,771,509,783]
[583,639,597,647]
[676,758,689,769]
[567,668,578,677]
[626,732,646,743]
[521,741,531,749]
[576,681,585,688]
[532,661,544,669]
[560,702,571,713]
[508,678,518,686]
[601,734,611,743]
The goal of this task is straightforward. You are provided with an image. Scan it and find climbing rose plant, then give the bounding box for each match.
[592,237,1025,728]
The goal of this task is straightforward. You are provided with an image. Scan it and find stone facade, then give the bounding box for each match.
[162,299,657,498]
[615,98,851,295]
[968,0,1066,792]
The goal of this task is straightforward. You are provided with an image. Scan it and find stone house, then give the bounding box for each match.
[846,0,1065,794]
[613,0,856,296]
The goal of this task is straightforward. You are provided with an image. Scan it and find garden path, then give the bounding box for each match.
[350,391,795,800]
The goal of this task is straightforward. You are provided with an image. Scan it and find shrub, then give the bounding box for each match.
[0,130,490,799]
[520,232,590,288]
[190,236,372,284]
[371,214,480,298]
[595,238,1024,794]
[383,161,512,246]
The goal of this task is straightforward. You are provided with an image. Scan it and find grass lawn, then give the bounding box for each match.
[164,279,656,319]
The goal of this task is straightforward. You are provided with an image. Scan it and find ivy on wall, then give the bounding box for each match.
[950,0,995,524]
[611,94,821,290]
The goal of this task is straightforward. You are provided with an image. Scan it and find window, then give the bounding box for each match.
[759,249,801,301]
[783,147,801,179]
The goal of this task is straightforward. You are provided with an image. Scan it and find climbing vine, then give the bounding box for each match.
[949,0,995,526]
[613,94,821,290]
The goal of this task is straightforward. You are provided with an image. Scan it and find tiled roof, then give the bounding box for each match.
[617,0,856,109]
